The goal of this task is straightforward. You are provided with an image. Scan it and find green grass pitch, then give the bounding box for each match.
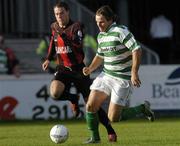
[0,117,180,146]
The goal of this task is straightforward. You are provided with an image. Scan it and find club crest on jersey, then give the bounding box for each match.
[77,30,83,41]
[78,30,82,37]
[55,46,72,54]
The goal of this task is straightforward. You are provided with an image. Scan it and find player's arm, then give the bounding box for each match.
[120,27,142,87]
[83,55,103,76]
[42,30,56,71]
[46,31,56,61]
[131,48,142,87]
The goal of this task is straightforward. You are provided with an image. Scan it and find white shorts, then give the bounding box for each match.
[90,72,133,106]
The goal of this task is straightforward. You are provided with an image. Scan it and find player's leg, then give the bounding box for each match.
[108,101,155,122]
[98,107,117,142]
[79,75,117,142]
[108,101,146,121]
[50,79,79,102]
[112,98,146,121]
[50,79,80,117]
[85,90,108,144]
[50,80,65,99]
[120,104,145,120]
[108,101,124,122]
[119,101,155,121]
[108,78,143,122]
[109,79,154,121]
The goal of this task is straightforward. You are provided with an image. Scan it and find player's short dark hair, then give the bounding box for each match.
[96,5,116,21]
[54,1,69,11]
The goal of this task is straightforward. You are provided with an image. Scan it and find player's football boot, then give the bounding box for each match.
[143,101,155,122]
[108,133,117,142]
[83,137,100,144]
[70,95,80,118]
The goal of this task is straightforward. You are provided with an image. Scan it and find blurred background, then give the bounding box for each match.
[0,0,180,120]
[1,0,180,73]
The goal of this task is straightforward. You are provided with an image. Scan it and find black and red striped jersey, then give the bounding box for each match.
[47,20,84,67]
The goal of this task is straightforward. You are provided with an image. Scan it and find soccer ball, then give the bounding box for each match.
[50,124,69,144]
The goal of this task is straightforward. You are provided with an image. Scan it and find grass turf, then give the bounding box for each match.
[0,117,180,146]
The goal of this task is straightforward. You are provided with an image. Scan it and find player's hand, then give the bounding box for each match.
[83,67,90,76]
[42,60,50,71]
[131,73,141,87]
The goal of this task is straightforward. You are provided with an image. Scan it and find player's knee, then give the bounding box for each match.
[86,103,93,112]
[86,102,97,112]
[50,80,64,100]
[50,90,61,100]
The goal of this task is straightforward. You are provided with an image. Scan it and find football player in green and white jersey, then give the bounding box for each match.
[83,5,155,144]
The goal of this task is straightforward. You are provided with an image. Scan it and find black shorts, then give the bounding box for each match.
[53,64,92,100]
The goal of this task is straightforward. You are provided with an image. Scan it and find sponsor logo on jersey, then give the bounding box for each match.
[100,47,118,52]
[55,46,72,54]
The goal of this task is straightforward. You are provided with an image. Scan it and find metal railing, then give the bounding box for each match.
[139,42,160,64]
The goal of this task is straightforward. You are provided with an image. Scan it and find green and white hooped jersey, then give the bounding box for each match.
[0,49,8,73]
[97,23,140,80]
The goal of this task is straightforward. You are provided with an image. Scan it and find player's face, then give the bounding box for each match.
[95,14,113,32]
[54,7,69,28]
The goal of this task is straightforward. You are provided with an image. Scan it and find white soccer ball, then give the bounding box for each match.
[50,124,69,144]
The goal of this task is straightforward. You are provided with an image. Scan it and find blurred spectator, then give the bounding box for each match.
[150,14,173,64]
[83,34,97,66]
[36,36,49,59]
[0,34,20,77]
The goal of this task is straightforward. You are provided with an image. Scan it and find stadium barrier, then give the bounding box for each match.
[0,65,180,120]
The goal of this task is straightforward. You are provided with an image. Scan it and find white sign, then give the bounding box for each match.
[0,75,85,120]
[131,65,180,110]
[0,65,180,120]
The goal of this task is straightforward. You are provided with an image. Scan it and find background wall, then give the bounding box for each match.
[1,65,180,120]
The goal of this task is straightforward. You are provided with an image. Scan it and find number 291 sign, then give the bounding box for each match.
[0,75,85,120]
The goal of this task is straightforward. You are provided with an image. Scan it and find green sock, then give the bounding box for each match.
[120,104,144,121]
[86,112,100,140]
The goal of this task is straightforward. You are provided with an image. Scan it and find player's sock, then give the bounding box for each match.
[120,104,144,121]
[65,93,79,103]
[86,112,100,141]
[98,108,116,135]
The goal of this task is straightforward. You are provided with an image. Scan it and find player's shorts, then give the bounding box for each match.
[53,64,92,100]
[90,72,133,106]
